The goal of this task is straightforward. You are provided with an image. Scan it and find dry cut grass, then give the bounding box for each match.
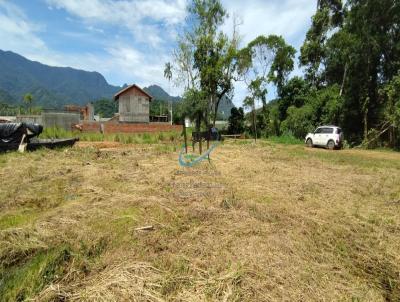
[0,140,400,301]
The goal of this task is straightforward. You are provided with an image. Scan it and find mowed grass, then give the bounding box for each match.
[0,140,400,301]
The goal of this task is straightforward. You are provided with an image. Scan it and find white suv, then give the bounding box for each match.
[305,126,343,150]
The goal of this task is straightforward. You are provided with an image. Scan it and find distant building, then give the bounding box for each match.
[114,84,153,123]
[64,103,94,121]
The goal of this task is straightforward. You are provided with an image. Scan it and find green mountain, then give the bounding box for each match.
[143,85,181,102]
[0,50,120,108]
[218,95,235,120]
[0,88,16,104]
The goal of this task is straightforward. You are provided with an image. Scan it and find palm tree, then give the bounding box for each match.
[164,62,172,82]
[164,62,173,124]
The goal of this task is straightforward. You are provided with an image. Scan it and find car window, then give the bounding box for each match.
[323,128,334,134]
[315,128,323,134]
[336,128,342,134]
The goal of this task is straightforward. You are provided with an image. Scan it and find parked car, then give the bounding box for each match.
[305,126,343,150]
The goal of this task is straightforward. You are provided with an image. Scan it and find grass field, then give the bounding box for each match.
[1,139,400,301]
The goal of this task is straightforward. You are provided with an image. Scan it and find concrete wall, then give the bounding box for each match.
[41,112,80,130]
[16,115,42,124]
[16,112,80,130]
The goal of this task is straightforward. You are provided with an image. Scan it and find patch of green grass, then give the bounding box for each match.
[0,211,37,230]
[40,127,182,145]
[88,207,139,248]
[0,156,7,167]
[0,246,71,302]
[40,126,75,139]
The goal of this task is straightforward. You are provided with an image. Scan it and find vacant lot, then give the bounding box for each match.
[1,141,400,301]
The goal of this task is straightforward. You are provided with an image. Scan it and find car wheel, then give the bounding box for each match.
[327,140,335,150]
[306,138,313,148]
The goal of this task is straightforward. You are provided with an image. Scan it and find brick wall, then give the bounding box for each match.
[81,122,182,134]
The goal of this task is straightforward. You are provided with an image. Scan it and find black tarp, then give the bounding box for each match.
[0,123,43,143]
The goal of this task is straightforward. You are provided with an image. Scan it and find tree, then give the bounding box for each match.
[164,62,173,83]
[278,76,310,121]
[281,105,315,138]
[164,62,173,124]
[300,0,343,86]
[227,107,245,134]
[238,35,295,140]
[173,0,239,129]
[243,96,257,141]
[23,93,33,114]
[93,99,117,118]
[381,73,400,148]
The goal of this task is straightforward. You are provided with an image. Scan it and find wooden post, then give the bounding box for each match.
[183,120,188,154]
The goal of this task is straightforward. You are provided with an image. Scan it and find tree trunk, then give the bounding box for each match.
[253,103,257,143]
[362,96,369,141]
[196,112,201,133]
[213,97,221,128]
[389,126,394,148]
[340,62,348,97]
[363,110,368,141]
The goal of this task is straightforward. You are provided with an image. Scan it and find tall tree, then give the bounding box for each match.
[238,35,295,139]
[173,0,239,129]
[381,73,400,147]
[164,62,173,124]
[300,0,343,86]
[227,107,245,135]
[324,0,400,141]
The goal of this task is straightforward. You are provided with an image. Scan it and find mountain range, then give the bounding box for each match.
[0,50,234,118]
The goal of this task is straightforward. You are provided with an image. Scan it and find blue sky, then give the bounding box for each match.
[0,0,315,106]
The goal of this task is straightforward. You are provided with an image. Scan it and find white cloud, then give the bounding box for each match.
[46,0,188,46]
[0,1,48,58]
[222,0,314,48]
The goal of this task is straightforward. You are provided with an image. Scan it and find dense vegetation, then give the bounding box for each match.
[273,0,400,148]
[92,99,117,118]
[171,0,400,149]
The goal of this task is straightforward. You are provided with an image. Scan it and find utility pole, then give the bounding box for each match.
[170,101,173,125]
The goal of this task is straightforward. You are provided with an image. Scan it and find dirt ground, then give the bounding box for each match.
[1,141,400,301]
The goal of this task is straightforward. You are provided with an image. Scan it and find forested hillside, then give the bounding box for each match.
[0,50,120,108]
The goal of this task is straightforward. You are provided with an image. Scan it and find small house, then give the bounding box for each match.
[114,84,153,123]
